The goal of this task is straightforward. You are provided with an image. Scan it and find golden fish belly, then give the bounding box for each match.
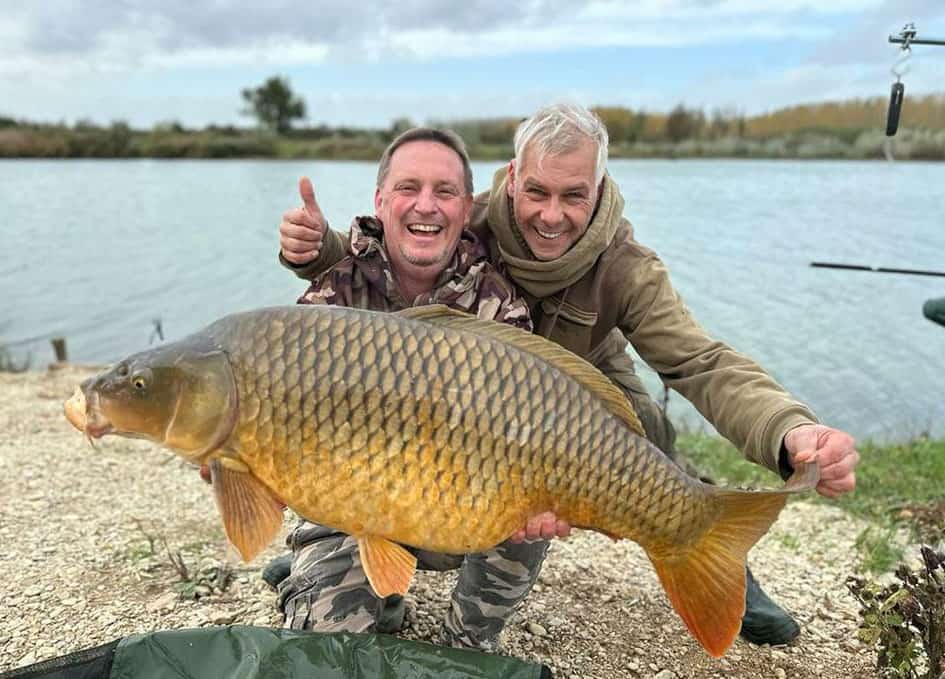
[212,306,712,554]
[237,390,538,554]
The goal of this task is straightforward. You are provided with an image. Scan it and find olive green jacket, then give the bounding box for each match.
[282,171,817,475]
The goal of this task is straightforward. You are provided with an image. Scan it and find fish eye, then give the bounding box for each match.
[131,368,151,391]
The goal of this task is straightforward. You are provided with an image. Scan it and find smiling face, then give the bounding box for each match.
[507,136,600,261]
[374,140,473,296]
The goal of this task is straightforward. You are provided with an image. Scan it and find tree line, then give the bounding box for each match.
[2,76,943,160]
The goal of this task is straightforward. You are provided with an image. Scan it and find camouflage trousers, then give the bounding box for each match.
[277,335,679,651]
[277,521,549,652]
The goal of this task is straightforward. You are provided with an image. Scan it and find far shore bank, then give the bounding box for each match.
[6,93,944,161]
[2,126,943,162]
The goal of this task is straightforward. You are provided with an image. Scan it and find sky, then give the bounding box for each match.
[2,0,944,129]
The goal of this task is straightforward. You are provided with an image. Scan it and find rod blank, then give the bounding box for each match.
[888,35,945,46]
[811,262,945,278]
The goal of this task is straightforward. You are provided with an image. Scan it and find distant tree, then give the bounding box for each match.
[476,118,518,146]
[629,111,647,142]
[642,111,666,140]
[107,120,132,154]
[154,120,186,134]
[707,108,729,139]
[592,107,635,143]
[665,104,700,142]
[437,119,481,144]
[390,117,414,135]
[241,76,306,134]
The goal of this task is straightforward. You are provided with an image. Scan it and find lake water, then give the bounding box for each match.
[1,158,943,442]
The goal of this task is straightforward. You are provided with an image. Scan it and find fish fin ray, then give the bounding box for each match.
[783,460,820,492]
[396,305,645,436]
[647,487,793,658]
[357,535,417,598]
[209,458,284,562]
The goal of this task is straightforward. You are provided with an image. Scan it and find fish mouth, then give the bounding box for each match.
[64,386,113,439]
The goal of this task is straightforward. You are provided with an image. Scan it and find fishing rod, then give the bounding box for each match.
[810,262,945,278]
[885,23,945,136]
[812,262,945,328]
[888,25,945,47]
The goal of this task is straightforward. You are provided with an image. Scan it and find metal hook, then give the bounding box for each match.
[899,22,917,49]
[890,22,916,81]
[891,46,911,81]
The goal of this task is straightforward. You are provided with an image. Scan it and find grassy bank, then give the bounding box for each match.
[3,92,945,160]
[678,433,945,572]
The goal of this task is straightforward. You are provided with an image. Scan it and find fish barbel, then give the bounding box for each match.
[63,305,817,657]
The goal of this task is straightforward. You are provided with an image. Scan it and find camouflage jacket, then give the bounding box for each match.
[297,216,532,331]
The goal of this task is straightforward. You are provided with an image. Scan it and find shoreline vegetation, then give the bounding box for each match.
[3,94,945,161]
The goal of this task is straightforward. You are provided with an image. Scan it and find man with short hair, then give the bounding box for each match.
[275,126,546,651]
[278,104,861,648]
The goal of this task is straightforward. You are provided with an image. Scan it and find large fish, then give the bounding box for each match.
[63,305,816,657]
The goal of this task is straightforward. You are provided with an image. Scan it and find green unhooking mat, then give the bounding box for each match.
[1,625,551,679]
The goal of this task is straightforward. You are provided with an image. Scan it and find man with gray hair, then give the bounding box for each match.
[278,103,861,650]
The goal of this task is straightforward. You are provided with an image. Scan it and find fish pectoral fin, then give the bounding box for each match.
[357,535,417,598]
[209,458,284,563]
[647,488,790,658]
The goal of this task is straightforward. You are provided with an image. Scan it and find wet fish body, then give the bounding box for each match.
[64,305,816,657]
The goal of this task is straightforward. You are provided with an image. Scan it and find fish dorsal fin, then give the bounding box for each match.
[357,535,417,598]
[397,305,645,437]
[209,457,285,562]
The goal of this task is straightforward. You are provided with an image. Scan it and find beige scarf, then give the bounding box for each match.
[485,167,623,298]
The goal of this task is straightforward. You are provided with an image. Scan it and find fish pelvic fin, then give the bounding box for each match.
[209,458,284,562]
[647,464,816,658]
[357,535,417,598]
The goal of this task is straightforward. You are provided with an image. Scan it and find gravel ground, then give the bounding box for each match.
[1,366,881,677]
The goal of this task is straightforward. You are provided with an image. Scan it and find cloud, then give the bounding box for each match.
[11,1,572,56]
[4,0,940,126]
[3,0,895,73]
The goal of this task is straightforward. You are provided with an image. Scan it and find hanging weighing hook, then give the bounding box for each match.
[885,24,915,136]
[890,48,911,82]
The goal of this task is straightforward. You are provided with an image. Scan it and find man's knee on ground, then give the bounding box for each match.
[281,584,381,633]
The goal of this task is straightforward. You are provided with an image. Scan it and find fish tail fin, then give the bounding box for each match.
[645,486,794,657]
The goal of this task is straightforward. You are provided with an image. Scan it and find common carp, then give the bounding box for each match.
[63,304,817,657]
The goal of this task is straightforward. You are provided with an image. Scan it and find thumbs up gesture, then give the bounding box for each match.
[280,176,327,265]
